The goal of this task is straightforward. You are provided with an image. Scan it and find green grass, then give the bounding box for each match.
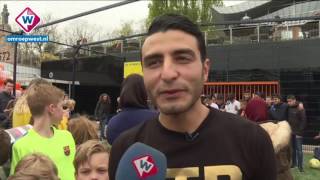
[292,154,320,180]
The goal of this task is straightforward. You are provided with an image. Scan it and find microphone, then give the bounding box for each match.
[115,142,167,180]
[184,132,199,142]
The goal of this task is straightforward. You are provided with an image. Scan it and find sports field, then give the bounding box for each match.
[292,154,320,180]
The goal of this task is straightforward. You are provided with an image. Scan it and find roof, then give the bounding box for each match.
[257,1,320,20]
[213,1,271,14]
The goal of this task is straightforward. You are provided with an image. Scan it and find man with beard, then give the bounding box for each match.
[269,94,288,122]
[108,14,276,180]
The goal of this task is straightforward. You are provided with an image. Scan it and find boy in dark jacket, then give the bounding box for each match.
[269,94,288,121]
[287,95,307,172]
[0,79,14,113]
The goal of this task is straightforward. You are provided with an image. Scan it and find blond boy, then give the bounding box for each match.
[10,84,76,180]
[74,140,110,180]
[9,153,59,180]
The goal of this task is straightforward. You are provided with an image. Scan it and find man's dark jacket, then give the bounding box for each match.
[287,102,306,136]
[0,91,13,113]
[269,103,288,121]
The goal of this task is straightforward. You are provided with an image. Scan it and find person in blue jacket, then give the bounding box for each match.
[106,74,158,144]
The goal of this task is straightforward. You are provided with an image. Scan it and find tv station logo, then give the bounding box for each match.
[132,155,158,178]
[15,7,41,33]
[6,7,48,43]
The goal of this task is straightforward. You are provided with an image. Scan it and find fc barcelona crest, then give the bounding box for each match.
[63,146,70,156]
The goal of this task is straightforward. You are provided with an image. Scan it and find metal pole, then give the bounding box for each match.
[287,23,289,40]
[121,40,124,53]
[318,20,320,38]
[48,40,105,55]
[226,49,230,82]
[68,84,71,98]
[35,0,139,29]
[204,31,208,46]
[83,33,146,46]
[257,24,260,43]
[229,25,233,44]
[13,42,18,97]
[71,60,76,99]
[71,45,81,99]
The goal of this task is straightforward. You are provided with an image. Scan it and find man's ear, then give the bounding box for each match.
[203,58,211,82]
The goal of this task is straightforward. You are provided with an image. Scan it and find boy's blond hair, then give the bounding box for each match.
[26,84,65,117]
[65,99,76,111]
[8,153,59,180]
[74,140,110,174]
[67,116,99,145]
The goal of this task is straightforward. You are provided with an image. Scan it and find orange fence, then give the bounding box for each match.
[203,81,280,100]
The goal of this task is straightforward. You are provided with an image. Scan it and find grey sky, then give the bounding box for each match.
[2,1,149,33]
[1,1,244,38]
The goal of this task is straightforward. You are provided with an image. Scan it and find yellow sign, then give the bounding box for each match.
[124,61,143,78]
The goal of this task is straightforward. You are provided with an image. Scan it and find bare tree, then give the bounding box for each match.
[32,14,60,55]
[62,20,99,45]
[16,13,60,65]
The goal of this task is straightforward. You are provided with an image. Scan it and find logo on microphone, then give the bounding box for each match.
[132,155,158,178]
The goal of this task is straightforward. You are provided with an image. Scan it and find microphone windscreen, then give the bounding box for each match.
[115,142,167,180]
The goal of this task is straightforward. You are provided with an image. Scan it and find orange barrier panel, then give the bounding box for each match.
[203,81,280,101]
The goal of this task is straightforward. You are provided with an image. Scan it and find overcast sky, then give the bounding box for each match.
[1,0,244,39]
[2,1,149,33]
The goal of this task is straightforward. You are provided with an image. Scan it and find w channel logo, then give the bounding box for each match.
[15,7,40,33]
[132,155,158,178]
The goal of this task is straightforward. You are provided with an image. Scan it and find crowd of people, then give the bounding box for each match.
[0,13,319,180]
[0,78,111,180]
[201,91,307,177]
[0,73,159,179]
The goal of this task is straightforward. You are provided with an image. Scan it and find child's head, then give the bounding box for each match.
[65,99,76,111]
[26,84,65,123]
[9,153,59,180]
[68,116,99,145]
[28,78,51,88]
[74,140,110,180]
[0,129,11,165]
